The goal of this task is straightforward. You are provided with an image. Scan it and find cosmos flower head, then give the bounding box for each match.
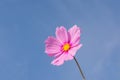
[45,25,82,66]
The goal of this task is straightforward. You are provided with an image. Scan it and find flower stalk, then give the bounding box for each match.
[74,56,86,80]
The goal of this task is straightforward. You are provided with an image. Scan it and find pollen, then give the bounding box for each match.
[63,43,70,51]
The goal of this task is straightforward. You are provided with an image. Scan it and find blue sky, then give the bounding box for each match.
[0,0,120,80]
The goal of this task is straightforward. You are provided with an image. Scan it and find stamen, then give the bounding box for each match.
[63,43,70,51]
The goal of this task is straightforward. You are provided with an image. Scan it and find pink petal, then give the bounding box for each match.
[64,53,73,61]
[68,44,82,56]
[45,36,61,46]
[45,45,60,54]
[51,53,65,66]
[71,36,80,47]
[56,26,68,44]
[68,25,81,45]
[45,36,61,56]
[47,51,62,57]
[54,52,62,57]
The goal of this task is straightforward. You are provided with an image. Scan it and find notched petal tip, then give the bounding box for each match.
[72,24,81,31]
[79,44,83,48]
[51,59,64,66]
[72,24,78,27]
[51,53,65,66]
[44,36,52,43]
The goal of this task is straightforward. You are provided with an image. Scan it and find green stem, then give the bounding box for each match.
[74,56,86,80]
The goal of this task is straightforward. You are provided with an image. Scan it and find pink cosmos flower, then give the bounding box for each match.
[45,25,82,66]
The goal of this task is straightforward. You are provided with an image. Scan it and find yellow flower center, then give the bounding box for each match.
[63,43,70,51]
